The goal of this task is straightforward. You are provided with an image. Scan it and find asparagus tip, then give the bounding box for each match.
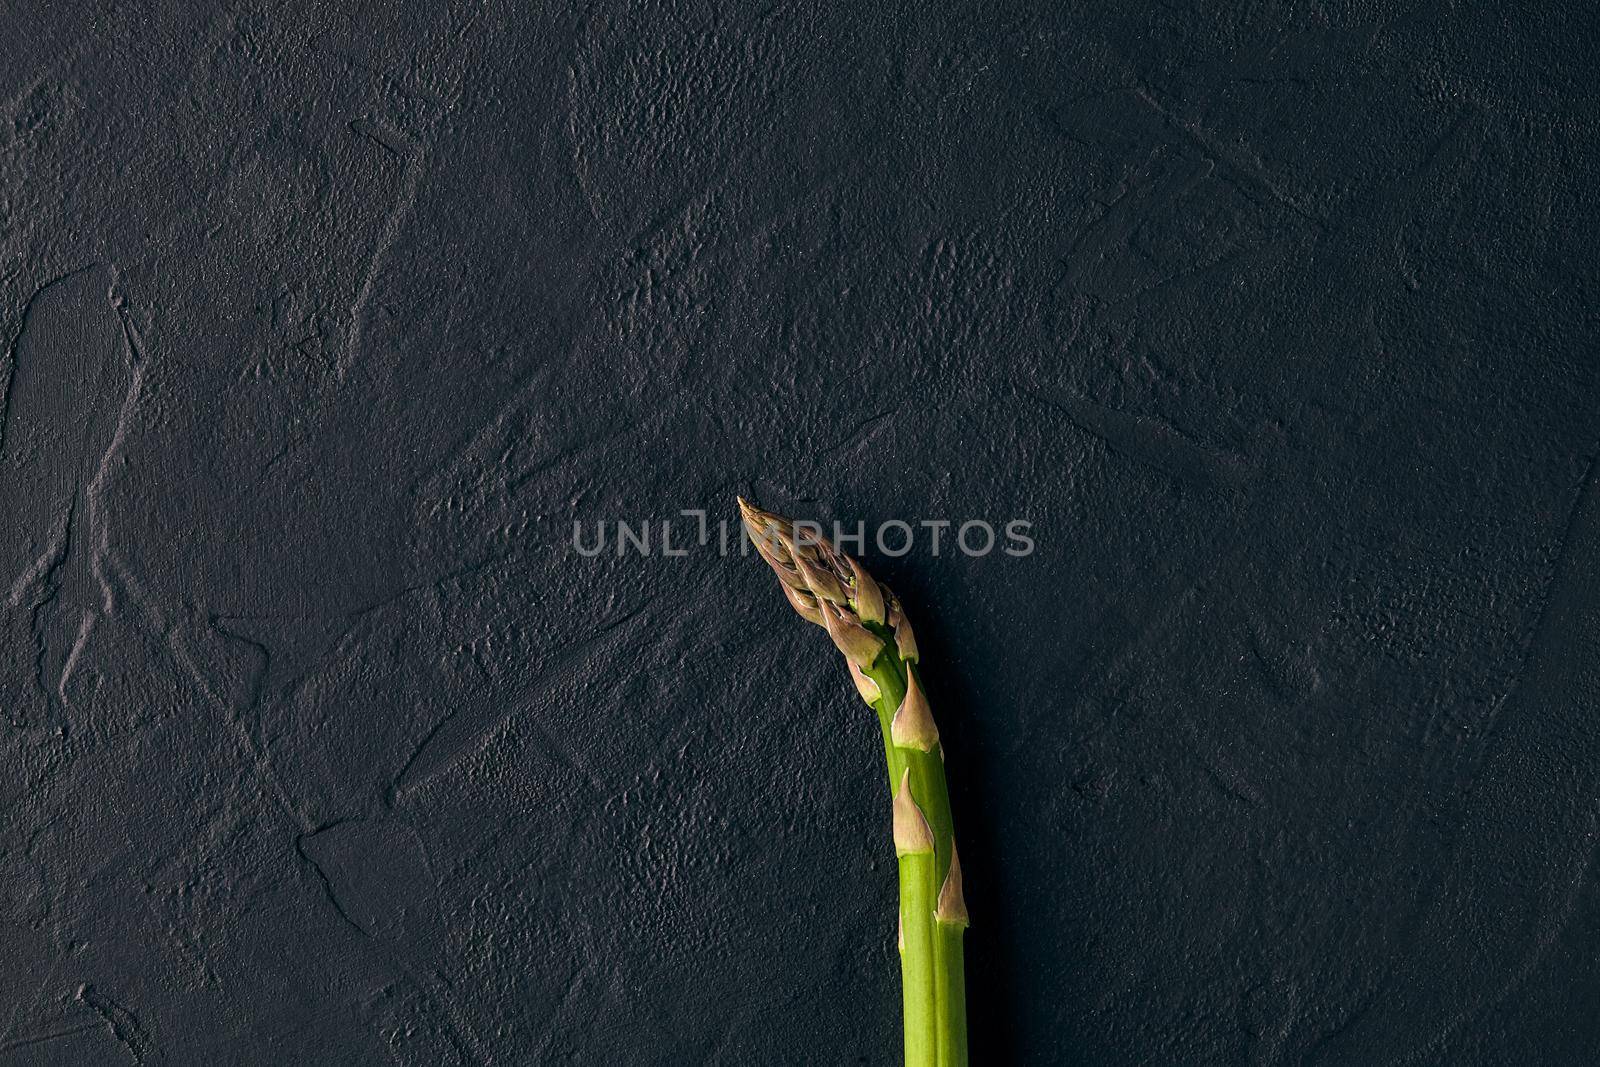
[738,499,893,671]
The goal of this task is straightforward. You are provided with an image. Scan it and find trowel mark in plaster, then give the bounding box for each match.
[343,117,425,381]
[0,265,143,716]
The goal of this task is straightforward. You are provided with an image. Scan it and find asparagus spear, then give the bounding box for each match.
[738,499,969,1067]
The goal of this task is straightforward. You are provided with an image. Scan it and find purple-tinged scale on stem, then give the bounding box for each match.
[793,548,849,606]
[846,555,886,624]
[819,598,886,671]
[890,668,939,751]
[936,842,970,928]
[779,581,826,626]
[892,769,934,856]
[743,525,799,581]
[769,558,811,592]
[888,594,920,663]
[750,528,795,569]
[848,659,881,704]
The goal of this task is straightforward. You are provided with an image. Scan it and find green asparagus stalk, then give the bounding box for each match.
[738,499,969,1067]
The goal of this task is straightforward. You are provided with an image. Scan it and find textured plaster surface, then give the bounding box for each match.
[2,2,1599,1064]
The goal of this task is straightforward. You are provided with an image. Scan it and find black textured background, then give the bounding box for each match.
[2,3,1599,1065]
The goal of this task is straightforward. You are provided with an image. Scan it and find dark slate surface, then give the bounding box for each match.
[2,3,1598,1065]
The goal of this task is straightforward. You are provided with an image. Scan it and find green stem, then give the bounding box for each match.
[868,652,908,795]
[904,743,959,1065]
[935,922,967,1066]
[869,653,964,1067]
[898,833,937,1067]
